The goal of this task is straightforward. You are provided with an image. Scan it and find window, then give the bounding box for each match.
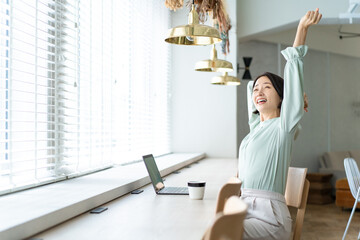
[0,0,171,195]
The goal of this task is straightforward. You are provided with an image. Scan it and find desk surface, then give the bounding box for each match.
[33,158,237,240]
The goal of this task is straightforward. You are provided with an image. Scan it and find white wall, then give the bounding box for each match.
[236,0,349,40]
[329,53,360,151]
[170,1,239,157]
[238,40,360,172]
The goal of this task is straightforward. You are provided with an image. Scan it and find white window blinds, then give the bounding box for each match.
[111,1,172,161]
[0,0,171,195]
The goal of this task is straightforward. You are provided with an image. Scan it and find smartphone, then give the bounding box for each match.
[90,207,108,214]
[131,189,144,194]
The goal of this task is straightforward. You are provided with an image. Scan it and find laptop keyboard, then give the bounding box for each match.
[159,187,188,194]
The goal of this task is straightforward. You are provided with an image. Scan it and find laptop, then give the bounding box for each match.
[142,154,189,195]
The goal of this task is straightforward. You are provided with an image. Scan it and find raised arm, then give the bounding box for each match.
[280,46,307,132]
[280,9,321,132]
[293,8,322,47]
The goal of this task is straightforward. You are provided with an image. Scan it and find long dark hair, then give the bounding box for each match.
[253,72,284,115]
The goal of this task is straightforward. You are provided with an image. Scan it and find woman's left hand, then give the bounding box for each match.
[293,8,322,47]
[299,8,322,30]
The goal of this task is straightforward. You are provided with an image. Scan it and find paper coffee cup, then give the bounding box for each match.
[188,181,206,200]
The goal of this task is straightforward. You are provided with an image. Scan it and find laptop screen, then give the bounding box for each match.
[142,154,164,191]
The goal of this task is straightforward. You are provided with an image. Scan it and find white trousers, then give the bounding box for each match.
[240,188,292,240]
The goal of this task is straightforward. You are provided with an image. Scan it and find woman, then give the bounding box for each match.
[238,9,322,240]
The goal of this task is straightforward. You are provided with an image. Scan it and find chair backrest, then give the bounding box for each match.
[215,177,242,214]
[344,157,360,200]
[203,196,247,240]
[284,167,310,240]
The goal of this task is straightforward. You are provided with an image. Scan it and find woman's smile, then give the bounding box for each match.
[256,98,267,105]
[252,76,282,121]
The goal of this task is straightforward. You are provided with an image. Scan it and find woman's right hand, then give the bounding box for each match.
[304,93,308,112]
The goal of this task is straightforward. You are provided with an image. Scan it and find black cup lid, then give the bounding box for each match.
[188,181,206,187]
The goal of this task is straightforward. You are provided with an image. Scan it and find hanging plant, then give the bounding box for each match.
[215,20,230,55]
[187,0,231,55]
[165,0,184,11]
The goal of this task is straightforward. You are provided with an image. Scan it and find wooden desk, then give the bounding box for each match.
[33,158,238,240]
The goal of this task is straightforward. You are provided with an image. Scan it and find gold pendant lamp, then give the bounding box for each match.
[195,44,233,72]
[165,3,222,45]
[211,72,241,86]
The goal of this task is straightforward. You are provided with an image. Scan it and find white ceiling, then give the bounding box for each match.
[252,23,360,58]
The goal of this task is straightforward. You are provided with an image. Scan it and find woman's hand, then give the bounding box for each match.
[299,8,322,30]
[304,93,308,112]
[293,8,322,47]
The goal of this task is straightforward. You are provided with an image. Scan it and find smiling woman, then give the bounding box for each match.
[237,8,322,240]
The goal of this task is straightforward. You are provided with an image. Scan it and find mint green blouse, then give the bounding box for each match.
[238,45,308,194]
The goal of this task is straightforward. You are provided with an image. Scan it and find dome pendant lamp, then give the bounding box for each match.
[195,44,233,72]
[164,3,222,45]
[211,72,241,86]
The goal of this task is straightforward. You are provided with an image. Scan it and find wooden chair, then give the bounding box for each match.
[215,177,242,214]
[203,196,248,240]
[284,167,310,240]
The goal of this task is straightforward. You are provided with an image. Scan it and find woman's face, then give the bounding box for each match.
[252,76,281,115]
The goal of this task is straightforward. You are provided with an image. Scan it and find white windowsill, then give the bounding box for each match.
[0,152,205,240]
